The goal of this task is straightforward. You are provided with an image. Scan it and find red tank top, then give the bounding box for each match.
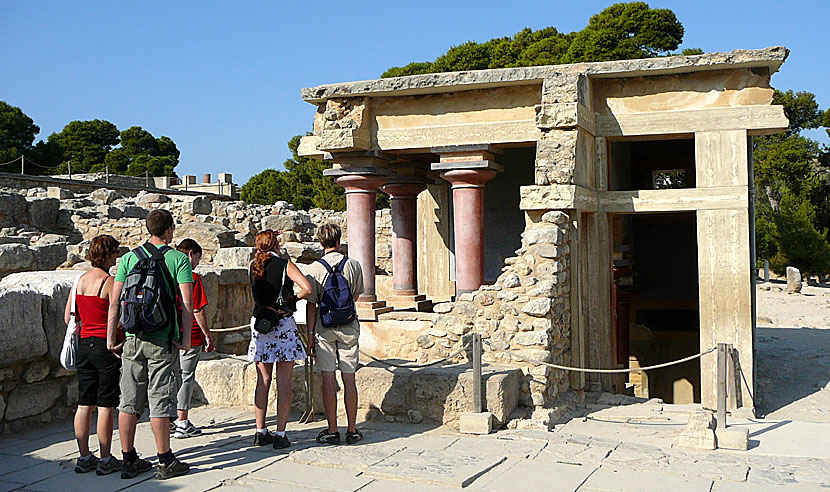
[77,276,113,339]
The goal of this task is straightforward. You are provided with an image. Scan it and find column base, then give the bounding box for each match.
[356,300,393,321]
[385,294,433,312]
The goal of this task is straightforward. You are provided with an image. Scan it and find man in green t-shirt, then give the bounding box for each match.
[107,209,194,480]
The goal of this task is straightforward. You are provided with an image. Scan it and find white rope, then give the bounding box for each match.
[483,340,716,374]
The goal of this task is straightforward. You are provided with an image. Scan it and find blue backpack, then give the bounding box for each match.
[317,256,356,328]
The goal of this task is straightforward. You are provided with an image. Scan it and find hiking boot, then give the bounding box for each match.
[316,429,340,445]
[121,457,152,479]
[173,421,202,439]
[253,430,274,446]
[96,455,122,475]
[74,454,98,473]
[346,429,363,445]
[272,434,291,450]
[155,458,190,480]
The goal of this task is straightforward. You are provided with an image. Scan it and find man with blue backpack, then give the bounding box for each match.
[305,223,364,445]
[107,209,194,480]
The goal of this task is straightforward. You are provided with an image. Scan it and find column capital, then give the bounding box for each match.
[380,181,427,198]
[439,169,497,189]
[334,174,387,193]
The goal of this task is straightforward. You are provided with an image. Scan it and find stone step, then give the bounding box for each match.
[357,305,394,321]
[195,356,523,429]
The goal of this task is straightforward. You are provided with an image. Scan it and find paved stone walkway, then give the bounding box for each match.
[0,404,828,491]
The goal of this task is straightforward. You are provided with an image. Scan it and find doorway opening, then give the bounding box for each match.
[613,211,701,403]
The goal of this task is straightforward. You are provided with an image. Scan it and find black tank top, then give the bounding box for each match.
[250,256,294,316]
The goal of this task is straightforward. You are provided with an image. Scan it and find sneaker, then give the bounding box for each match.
[316,429,340,445]
[155,458,190,480]
[74,454,98,473]
[346,429,363,445]
[174,422,203,439]
[253,430,274,447]
[121,457,152,479]
[96,455,122,476]
[272,434,291,450]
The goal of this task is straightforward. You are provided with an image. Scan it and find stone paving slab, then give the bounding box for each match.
[0,481,22,492]
[0,459,67,485]
[364,448,506,488]
[445,436,547,458]
[289,443,405,470]
[663,448,749,482]
[579,468,713,492]
[746,455,830,487]
[469,458,595,492]
[534,435,618,465]
[241,461,372,491]
[25,468,153,492]
[358,479,461,492]
[0,454,43,476]
[711,480,828,491]
[119,467,248,492]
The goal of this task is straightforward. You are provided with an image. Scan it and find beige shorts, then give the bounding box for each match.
[119,336,178,419]
[315,328,359,373]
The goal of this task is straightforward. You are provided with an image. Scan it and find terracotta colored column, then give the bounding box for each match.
[440,169,497,295]
[335,174,386,301]
[381,182,426,295]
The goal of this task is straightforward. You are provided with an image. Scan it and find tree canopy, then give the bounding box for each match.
[382,2,685,77]
[103,126,180,177]
[0,101,39,165]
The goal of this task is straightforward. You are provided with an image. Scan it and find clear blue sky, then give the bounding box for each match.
[2,1,827,184]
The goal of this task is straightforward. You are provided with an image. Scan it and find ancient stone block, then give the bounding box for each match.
[31,242,67,270]
[183,196,213,216]
[535,103,578,129]
[0,287,45,366]
[542,210,569,225]
[283,242,324,263]
[459,412,494,434]
[175,222,236,255]
[138,192,169,205]
[523,226,566,246]
[716,426,749,450]
[452,301,477,318]
[90,188,121,204]
[214,247,256,268]
[786,266,802,294]
[678,411,716,450]
[522,298,552,317]
[432,302,454,314]
[4,380,61,421]
[533,244,565,259]
[498,273,520,288]
[47,187,73,199]
[514,330,550,347]
[22,360,50,383]
[25,197,59,230]
[0,192,27,227]
[195,357,249,407]
[0,243,34,273]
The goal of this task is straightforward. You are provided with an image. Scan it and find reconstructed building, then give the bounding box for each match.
[298,47,790,414]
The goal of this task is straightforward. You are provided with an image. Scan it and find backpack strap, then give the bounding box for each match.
[335,256,349,273]
[317,258,333,273]
[142,242,180,349]
[96,275,110,298]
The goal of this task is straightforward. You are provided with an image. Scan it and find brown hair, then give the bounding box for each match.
[176,238,202,256]
[316,223,341,249]
[88,234,120,269]
[146,209,174,237]
[251,230,279,278]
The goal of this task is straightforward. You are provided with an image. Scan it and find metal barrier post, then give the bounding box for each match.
[473,333,482,413]
[717,343,727,428]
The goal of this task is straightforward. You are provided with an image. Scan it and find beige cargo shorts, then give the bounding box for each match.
[315,326,359,373]
[119,336,178,419]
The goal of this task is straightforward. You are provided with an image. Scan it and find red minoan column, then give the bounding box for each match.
[335,174,387,302]
[381,182,426,295]
[440,169,497,295]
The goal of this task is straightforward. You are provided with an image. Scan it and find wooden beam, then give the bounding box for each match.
[596,106,788,137]
[376,121,541,151]
[599,186,748,213]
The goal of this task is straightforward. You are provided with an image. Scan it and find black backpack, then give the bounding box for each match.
[120,243,178,336]
[318,256,356,328]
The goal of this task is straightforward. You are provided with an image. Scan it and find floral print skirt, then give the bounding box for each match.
[247,315,306,363]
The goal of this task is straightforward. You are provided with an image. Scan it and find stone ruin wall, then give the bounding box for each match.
[0,184,393,431]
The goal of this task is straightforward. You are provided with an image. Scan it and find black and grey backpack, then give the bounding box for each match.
[119,242,178,336]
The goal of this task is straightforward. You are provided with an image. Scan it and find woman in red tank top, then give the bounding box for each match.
[63,235,123,475]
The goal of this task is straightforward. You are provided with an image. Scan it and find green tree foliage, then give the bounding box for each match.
[0,101,39,166]
[381,2,683,77]
[754,89,830,275]
[47,120,120,174]
[102,126,180,176]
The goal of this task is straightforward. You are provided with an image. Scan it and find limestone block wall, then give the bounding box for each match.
[0,272,81,433]
[418,211,571,410]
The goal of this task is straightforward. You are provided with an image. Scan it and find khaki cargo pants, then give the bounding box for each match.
[119,336,178,419]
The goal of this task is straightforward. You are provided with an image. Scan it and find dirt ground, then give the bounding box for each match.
[755,280,830,421]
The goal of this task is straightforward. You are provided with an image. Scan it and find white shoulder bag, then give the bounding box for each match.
[59,275,82,370]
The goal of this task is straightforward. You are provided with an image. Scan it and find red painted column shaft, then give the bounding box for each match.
[335,175,386,302]
[381,182,426,295]
[440,169,497,295]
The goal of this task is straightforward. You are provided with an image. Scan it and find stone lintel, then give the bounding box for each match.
[297,135,331,159]
[430,144,504,155]
[322,166,396,177]
[535,103,596,134]
[319,128,371,152]
[520,185,597,211]
[301,47,788,103]
[596,105,788,137]
[431,160,504,172]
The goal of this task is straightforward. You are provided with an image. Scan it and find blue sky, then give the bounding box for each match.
[2,1,827,184]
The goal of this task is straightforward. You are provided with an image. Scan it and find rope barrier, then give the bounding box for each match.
[483,340,716,374]
[360,342,470,369]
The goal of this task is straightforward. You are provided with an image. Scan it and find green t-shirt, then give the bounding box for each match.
[115,243,193,339]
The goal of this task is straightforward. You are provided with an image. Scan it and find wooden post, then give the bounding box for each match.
[106,165,109,184]
[764,260,769,282]
[20,155,24,175]
[717,343,727,428]
[67,161,72,179]
[472,333,482,413]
